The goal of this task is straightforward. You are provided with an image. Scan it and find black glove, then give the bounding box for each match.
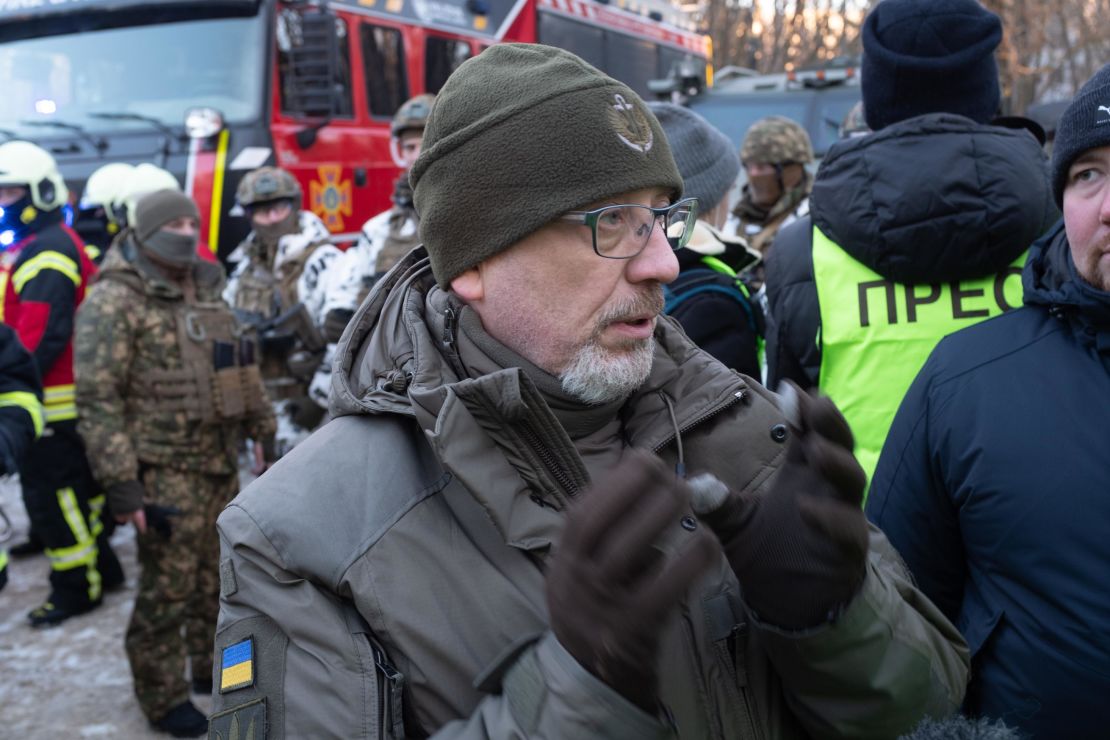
[323,308,355,344]
[546,451,717,712]
[144,503,183,540]
[692,382,868,630]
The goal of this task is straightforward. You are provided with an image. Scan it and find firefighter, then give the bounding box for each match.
[0,323,44,593]
[320,93,434,345]
[113,163,180,227]
[224,166,340,454]
[0,141,122,626]
[75,189,276,737]
[74,162,134,263]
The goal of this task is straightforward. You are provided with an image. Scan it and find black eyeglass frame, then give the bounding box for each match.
[558,196,699,259]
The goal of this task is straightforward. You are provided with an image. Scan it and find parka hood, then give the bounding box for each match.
[329,248,431,419]
[811,113,1057,284]
[1023,221,1110,330]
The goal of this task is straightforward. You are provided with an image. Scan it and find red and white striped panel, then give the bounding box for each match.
[538,0,705,53]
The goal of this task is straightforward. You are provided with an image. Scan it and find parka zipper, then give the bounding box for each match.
[652,386,750,455]
[517,422,580,503]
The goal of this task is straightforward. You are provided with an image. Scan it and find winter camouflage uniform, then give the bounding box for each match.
[223,167,339,452]
[74,236,275,722]
[318,94,431,350]
[730,116,814,256]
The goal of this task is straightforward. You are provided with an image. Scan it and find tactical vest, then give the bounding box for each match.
[128,293,269,426]
[373,208,420,276]
[812,226,1025,488]
[232,241,324,319]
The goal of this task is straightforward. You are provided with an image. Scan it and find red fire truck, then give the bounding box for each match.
[0,0,710,258]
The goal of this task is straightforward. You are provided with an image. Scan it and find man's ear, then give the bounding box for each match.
[450,267,483,302]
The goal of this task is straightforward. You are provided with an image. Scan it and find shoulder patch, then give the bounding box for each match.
[220,637,255,693]
[209,697,266,740]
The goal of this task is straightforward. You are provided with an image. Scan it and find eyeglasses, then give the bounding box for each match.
[559,197,698,259]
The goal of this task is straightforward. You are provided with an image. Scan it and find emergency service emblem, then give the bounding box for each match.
[609,94,654,153]
[309,165,353,231]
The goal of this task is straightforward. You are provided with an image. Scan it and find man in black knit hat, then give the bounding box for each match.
[868,62,1110,737]
[764,0,1058,487]
[211,44,968,739]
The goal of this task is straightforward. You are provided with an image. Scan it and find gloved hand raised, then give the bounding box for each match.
[691,382,868,630]
[546,451,718,712]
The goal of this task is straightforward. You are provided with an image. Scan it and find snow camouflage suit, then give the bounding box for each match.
[75,238,275,721]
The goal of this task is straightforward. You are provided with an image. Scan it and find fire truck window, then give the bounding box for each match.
[361,24,408,118]
[276,10,354,118]
[536,12,604,71]
[425,37,470,95]
[605,34,658,98]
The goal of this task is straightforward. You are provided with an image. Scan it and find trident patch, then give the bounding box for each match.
[609,94,654,153]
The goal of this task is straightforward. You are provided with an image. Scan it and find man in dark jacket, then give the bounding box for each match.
[0,140,123,625]
[763,0,1057,483]
[867,63,1110,738]
[0,323,43,592]
[649,102,763,378]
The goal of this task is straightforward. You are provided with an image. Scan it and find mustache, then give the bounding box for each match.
[596,285,665,331]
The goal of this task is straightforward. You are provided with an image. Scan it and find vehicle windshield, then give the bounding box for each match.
[0,15,266,137]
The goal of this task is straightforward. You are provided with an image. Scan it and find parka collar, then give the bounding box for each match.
[331,250,751,549]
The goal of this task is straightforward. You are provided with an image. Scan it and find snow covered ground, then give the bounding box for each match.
[0,475,228,737]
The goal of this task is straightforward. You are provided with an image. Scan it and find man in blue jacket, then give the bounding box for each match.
[866,63,1110,739]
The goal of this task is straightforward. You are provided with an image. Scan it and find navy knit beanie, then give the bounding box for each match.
[648,103,739,212]
[1051,63,1110,207]
[862,0,1002,131]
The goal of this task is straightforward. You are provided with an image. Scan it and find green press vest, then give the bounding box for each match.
[812,226,1025,489]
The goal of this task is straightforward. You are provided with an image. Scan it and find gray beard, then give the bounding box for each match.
[559,337,655,405]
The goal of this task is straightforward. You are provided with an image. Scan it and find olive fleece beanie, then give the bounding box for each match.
[861,0,1002,131]
[1052,63,1110,207]
[648,102,739,212]
[411,43,684,288]
[133,189,200,242]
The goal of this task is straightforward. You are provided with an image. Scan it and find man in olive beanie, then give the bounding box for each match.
[78,188,275,736]
[211,43,968,740]
[132,189,202,267]
[411,43,683,287]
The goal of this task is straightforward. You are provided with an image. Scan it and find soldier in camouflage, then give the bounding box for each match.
[729,116,814,258]
[224,166,339,454]
[320,94,434,344]
[74,189,276,738]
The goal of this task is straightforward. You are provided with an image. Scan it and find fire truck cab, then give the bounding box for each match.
[0,0,708,259]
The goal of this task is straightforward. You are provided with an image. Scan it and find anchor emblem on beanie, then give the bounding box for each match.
[610,94,654,153]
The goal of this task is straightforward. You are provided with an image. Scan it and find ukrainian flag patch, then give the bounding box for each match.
[220,637,254,693]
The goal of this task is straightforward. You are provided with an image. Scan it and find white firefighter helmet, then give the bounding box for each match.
[80,162,136,220]
[115,163,180,224]
[0,140,69,211]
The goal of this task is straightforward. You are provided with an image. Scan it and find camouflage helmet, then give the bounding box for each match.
[236,166,302,208]
[740,116,814,167]
[391,94,435,138]
[839,101,871,139]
